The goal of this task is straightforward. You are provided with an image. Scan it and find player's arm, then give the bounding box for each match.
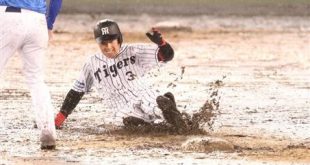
[146,28,174,62]
[54,89,84,129]
[55,61,94,129]
[46,0,62,30]
[46,0,62,40]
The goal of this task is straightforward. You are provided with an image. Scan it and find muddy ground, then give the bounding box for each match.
[0,14,310,164]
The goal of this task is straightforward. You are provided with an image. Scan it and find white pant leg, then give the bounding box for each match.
[118,99,163,123]
[20,11,56,140]
[0,6,56,145]
[0,9,22,73]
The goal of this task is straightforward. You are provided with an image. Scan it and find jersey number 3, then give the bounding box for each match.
[126,71,136,81]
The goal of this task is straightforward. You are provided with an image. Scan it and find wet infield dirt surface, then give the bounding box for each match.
[1,14,310,164]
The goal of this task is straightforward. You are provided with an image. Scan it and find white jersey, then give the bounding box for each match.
[72,43,164,122]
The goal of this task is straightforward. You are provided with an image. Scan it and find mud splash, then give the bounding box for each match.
[191,77,225,131]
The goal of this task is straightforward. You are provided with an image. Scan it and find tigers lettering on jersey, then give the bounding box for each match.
[72,44,162,122]
[94,55,136,83]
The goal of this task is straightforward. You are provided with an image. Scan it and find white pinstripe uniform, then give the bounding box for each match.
[72,43,164,123]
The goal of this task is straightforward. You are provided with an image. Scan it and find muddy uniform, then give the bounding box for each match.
[73,44,162,122]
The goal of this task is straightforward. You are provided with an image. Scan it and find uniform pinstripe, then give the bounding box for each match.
[73,43,163,122]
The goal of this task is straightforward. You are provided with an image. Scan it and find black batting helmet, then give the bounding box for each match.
[94,19,123,45]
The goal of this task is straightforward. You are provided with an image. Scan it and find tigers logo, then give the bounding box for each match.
[101,27,109,35]
[94,56,137,83]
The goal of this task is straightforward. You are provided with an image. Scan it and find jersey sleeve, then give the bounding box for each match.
[46,0,62,30]
[135,44,161,71]
[72,60,94,93]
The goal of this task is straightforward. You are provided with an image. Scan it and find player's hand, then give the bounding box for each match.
[55,112,66,129]
[146,28,166,46]
[48,30,54,41]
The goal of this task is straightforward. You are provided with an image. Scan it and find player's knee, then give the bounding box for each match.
[24,72,44,86]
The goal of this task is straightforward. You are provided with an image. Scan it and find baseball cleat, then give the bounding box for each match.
[163,92,176,108]
[156,92,188,133]
[41,144,56,150]
[33,121,38,129]
[123,116,150,128]
[40,129,56,150]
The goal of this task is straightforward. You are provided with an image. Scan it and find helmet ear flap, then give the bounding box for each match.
[118,35,123,46]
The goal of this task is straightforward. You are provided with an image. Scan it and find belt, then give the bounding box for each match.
[5,6,21,13]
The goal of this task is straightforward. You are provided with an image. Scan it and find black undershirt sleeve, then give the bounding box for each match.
[60,89,85,117]
[158,43,174,62]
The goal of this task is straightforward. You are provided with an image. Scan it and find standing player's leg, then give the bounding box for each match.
[0,9,20,74]
[21,13,56,149]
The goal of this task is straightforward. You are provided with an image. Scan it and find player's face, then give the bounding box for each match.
[99,39,120,58]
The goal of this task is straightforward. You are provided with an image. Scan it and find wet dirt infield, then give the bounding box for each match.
[0,14,310,164]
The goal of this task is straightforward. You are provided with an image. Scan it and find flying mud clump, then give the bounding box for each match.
[183,76,224,134]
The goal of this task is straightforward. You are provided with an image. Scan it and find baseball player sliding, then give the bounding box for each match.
[55,19,188,133]
[0,0,62,149]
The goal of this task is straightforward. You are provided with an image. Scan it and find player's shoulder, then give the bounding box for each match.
[83,52,103,63]
[125,43,157,50]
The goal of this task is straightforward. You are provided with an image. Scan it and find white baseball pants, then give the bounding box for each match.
[0,6,56,141]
